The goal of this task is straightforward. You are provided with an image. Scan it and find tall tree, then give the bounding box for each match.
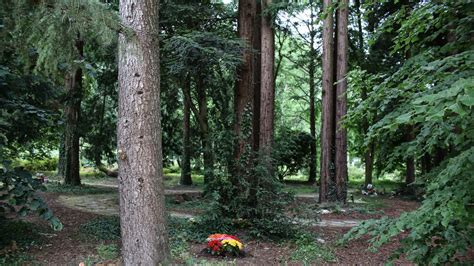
[320,0,335,202]
[63,38,83,186]
[117,0,169,264]
[307,0,318,184]
[259,0,275,158]
[233,0,261,175]
[334,0,348,202]
[180,76,192,185]
[320,0,348,203]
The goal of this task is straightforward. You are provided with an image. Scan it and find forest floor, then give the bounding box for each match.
[1,176,421,265]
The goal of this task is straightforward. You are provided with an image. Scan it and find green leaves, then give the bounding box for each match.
[0,161,62,231]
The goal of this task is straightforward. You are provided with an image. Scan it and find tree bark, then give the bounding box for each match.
[335,0,349,203]
[63,38,83,186]
[180,77,192,185]
[319,0,335,203]
[259,0,275,157]
[196,76,214,184]
[117,0,169,264]
[233,0,261,176]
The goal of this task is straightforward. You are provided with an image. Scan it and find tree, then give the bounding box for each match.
[180,76,192,185]
[12,0,119,185]
[117,0,169,264]
[233,0,261,177]
[320,0,348,203]
[259,0,275,163]
[62,38,83,186]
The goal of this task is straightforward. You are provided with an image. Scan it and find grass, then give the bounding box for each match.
[290,233,336,264]
[96,243,119,260]
[45,183,116,195]
[80,216,121,241]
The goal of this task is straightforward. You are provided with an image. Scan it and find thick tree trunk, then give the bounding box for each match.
[259,0,275,157]
[233,0,261,175]
[335,0,348,203]
[117,0,169,264]
[308,0,317,184]
[319,0,335,203]
[63,38,83,186]
[180,77,192,185]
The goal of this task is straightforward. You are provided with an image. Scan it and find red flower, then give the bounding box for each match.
[208,239,222,250]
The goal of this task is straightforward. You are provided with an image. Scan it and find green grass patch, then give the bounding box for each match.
[80,216,121,241]
[290,233,336,264]
[283,184,316,194]
[46,183,116,195]
[96,243,119,260]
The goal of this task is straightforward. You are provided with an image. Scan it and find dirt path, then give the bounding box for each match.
[57,193,363,228]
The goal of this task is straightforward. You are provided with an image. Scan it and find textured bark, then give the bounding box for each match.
[259,0,275,156]
[63,38,83,186]
[233,0,261,170]
[319,0,335,203]
[335,0,349,203]
[180,77,192,185]
[117,0,169,264]
[196,76,214,184]
[308,0,317,184]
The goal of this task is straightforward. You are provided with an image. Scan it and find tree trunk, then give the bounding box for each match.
[180,77,192,185]
[335,0,349,203]
[117,0,169,264]
[233,0,261,175]
[57,137,65,177]
[364,143,374,186]
[308,0,317,184]
[259,0,275,157]
[319,0,335,203]
[63,38,83,186]
[196,76,214,184]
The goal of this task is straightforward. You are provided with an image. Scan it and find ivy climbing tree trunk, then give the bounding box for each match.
[63,38,83,186]
[233,0,261,178]
[180,77,192,185]
[117,0,169,264]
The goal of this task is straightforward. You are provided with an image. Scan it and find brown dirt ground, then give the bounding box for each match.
[7,193,428,265]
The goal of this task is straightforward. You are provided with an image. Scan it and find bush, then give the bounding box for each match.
[274,130,313,181]
[12,157,58,172]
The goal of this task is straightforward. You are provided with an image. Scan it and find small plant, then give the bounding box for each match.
[290,233,336,263]
[80,217,120,241]
[96,243,119,260]
[205,234,244,257]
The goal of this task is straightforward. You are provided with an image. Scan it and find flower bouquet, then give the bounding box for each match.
[205,234,245,257]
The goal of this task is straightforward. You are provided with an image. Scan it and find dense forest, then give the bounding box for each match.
[0,0,473,265]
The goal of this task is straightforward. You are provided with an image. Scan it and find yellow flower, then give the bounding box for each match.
[221,239,243,250]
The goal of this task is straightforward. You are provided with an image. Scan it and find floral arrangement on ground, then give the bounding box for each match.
[205,234,245,257]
